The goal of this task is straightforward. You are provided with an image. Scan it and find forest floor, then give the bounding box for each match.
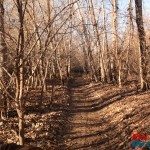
[0,85,70,149]
[64,77,150,150]
[0,76,150,150]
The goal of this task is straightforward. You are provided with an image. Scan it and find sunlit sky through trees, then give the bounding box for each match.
[119,0,150,14]
[103,0,150,36]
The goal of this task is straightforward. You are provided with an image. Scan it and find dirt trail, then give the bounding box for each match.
[64,77,150,150]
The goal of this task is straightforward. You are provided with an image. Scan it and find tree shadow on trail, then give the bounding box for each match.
[70,87,139,114]
[64,78,150,150]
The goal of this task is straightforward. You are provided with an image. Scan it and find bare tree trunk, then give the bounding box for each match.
[102,0,111,83]
[66,0,73,79]
[15,0,27,145]
[134,0,148,90]
[82,42,89,74]
[125,0,134,80]
[89,0,106,83]
[0,0,9,119]
[111,0,121,86]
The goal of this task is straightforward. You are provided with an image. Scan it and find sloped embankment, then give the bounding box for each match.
[64,82,150,150]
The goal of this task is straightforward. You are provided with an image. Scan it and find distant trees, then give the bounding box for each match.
[111,0,120,86]
[89,0,105,82]
[102,0,110,83]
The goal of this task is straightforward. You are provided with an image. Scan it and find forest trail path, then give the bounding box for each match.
[64,77,150,150]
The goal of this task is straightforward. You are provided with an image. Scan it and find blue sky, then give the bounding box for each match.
[109,0,150,35]
[119,0,150,14]
[143,0,150,16]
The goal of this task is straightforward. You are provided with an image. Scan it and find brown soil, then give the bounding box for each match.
[0,77,150,150]
[64,77,150,150]
[0,86,70,150]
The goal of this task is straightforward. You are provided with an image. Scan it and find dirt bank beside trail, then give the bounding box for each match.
[64,80,150,150]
